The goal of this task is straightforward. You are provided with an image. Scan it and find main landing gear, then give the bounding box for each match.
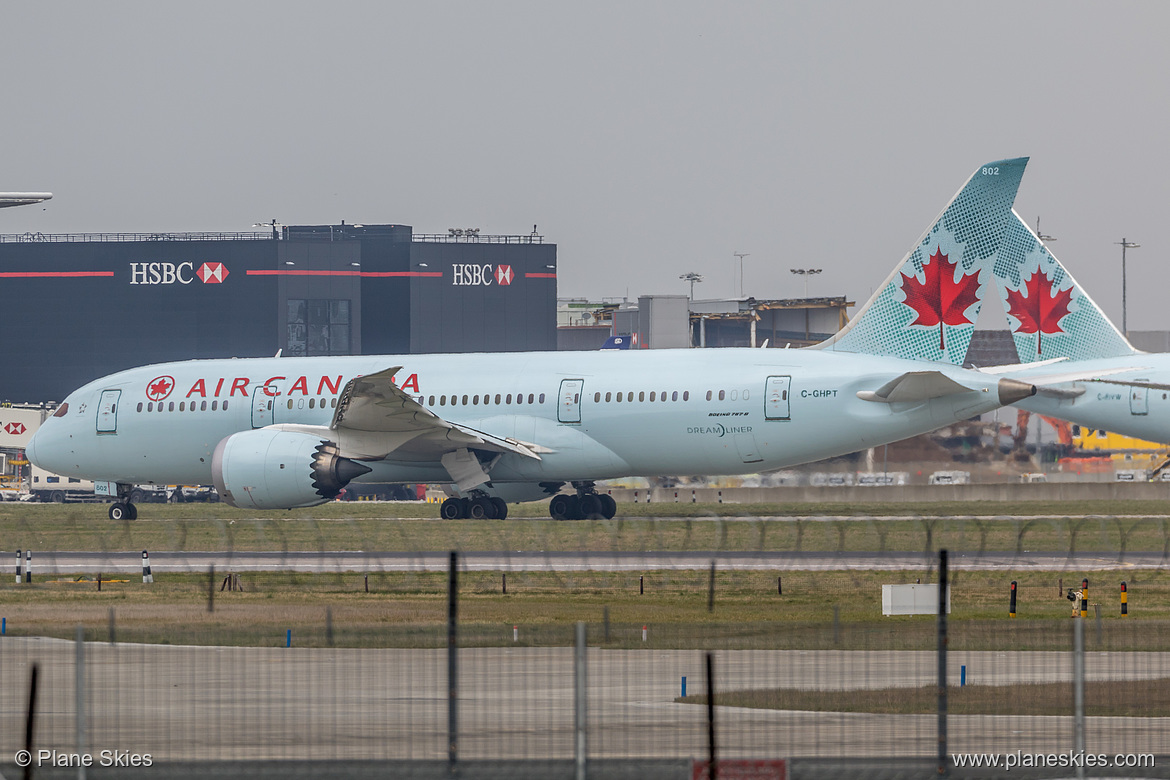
[549,483,617,521]
[439,493,509,520]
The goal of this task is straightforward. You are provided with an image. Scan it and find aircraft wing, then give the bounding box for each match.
[327,366,542,461]
[978,366,1153,399]
[0,192,52,209]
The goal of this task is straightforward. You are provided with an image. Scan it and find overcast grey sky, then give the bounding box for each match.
[3,2,1168,329]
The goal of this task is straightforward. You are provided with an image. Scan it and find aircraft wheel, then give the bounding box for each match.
[565,495,584,520]
[490,497,508,521]
[549,494,572,520]
[599,493,617,519]
[109,502,129,521]
[580,493,603,519]
[126,502,138,520]
[440,497,465,520]
[469,497,493,519]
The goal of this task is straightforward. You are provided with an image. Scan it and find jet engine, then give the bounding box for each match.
[211,429,372,510]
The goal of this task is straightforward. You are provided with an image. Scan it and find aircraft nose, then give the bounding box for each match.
[24,429,39,467]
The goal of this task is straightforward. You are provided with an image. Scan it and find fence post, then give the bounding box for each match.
[447,550,458,775]
[574,621,587,780]
[75,625,86,780]
[1073,618,1085,780]
[1121,581,1128,616]
[706,652,717,780]
[707,560,716,612]
[1009,581,1017,618]
[24,664,39,780]
[15,549,21,584]
[938,548,948,778]
[1080,578,1088,619]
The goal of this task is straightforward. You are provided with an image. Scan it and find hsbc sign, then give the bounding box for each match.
[130,262,230,285]
[452,264,513,286]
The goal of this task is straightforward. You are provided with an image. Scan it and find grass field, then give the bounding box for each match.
[1,567,1165,647]
[5,501,1170,555]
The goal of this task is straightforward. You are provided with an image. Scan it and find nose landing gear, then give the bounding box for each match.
[108,483,138,520]
[108,501,137,521]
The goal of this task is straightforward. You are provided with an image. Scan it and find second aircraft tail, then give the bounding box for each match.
[989,211,1138,362]
[816,157,1028,364]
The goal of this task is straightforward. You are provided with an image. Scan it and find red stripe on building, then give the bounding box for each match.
[0,271,116,278]
[246,270,443,277]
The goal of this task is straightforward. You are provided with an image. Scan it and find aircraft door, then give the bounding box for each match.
[96,390,121,434]
[251,385,275,428]
[1130,381,1149,416]
[764,376,792,421]
[558,379,584,424]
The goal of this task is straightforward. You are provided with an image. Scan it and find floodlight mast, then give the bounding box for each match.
[679,272,704,300]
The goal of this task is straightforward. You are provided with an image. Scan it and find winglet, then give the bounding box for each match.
[991,211,1139,361]
[816,158,1028,364]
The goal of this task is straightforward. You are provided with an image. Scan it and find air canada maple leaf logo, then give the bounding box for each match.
[900,247,982,351]
[145,376,175,402]
[1004,268,1073,356]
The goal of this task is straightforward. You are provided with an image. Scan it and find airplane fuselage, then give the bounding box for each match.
[1010,355,1170,444]
[29,348,1012,494]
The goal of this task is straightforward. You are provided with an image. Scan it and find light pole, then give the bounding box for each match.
[733,252,750,297]
[679,272,704,300]
[1116,238,1140,336]
[789,268,822,298]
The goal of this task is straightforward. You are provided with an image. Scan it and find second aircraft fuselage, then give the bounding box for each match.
[1009,355,1170,444]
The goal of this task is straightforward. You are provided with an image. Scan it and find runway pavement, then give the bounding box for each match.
[2,638,1167,763]
[18,549,1170,574]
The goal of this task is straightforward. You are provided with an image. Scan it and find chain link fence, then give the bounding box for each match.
[1,551,1168,779]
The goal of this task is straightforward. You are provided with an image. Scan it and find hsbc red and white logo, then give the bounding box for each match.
[145,376,176,402]
[130,262,229,285]
[2,422,26,436]
[452,264,516,287]
[197,262,229,283]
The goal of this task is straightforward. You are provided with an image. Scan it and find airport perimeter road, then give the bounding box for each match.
[23,549,1170,573]
[3,638,1167,762]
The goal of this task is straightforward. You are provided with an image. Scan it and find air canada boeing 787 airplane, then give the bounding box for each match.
[984,210,1170,446]
[29,158,1036,520]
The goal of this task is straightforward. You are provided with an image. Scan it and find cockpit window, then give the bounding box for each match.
[52,403,69,418]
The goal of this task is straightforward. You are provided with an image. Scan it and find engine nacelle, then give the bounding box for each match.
[212,429,371,510]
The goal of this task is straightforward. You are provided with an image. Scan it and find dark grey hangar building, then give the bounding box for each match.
[0,224,556,401]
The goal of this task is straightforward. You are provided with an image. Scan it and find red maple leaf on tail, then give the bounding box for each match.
[1004,269,1073,356]
[900,247,982,351]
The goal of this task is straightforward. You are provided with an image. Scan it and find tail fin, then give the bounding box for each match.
[991,211,1138,361]
[816,158,1028,364]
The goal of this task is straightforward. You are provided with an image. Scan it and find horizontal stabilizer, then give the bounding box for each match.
[858,371,1036,405]
[998,366,1153,399]
[857,371,972,403]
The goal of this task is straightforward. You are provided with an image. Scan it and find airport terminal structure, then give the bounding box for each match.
[0,224,557,401]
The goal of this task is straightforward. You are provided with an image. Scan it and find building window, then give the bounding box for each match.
[287,298,351,356]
